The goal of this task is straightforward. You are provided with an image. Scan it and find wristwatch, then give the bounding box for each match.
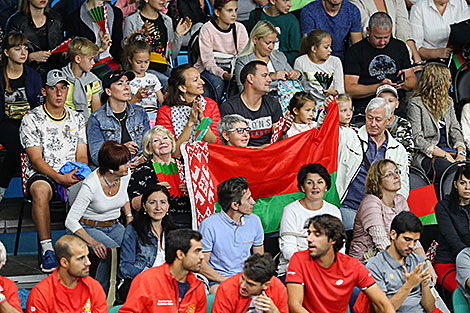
[458,150,467,156]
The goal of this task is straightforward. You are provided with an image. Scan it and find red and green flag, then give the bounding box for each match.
[181,102,340,232]
[153,161,182,197]
[408,185,438,225]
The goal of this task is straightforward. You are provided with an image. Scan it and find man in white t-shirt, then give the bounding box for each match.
[20,69,88,273]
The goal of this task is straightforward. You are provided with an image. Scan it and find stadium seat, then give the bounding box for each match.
[453,288,470,313]
[207,293,215,313]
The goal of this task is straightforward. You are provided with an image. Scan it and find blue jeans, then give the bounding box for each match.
[201,70,225,104]
[340,205,357,231]
[80,222,125,293]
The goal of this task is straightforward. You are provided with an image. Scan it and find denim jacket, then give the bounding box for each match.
[87,101,150,168]
[119,224,160,279]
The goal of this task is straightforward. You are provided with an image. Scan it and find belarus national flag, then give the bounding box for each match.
[181,102,340,232]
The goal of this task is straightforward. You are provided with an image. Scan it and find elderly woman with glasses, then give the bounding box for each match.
[350,159,433,270]
[217,114,251,148]
[127,125,191,228]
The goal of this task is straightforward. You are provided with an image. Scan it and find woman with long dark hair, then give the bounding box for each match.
[118,185,176,302]
[156,64,220,157]
[6,0,65,80]
[434,164,470,293]
[0,33,43,204]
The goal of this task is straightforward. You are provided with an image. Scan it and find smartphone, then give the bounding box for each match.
[394,72,405,84]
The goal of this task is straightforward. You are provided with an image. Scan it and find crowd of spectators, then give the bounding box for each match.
[1,0,470,311]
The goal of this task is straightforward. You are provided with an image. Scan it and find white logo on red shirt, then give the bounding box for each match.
[157,300,174,306]
[336,279,344,286]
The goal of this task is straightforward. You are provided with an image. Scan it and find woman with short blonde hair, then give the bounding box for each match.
[234,20,301,91]
[128,125,192,228]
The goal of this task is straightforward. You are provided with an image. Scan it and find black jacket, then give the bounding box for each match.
[177,0,210,25]
[5,9,65,79]
[65,2,123,63]
[435,195,470,264]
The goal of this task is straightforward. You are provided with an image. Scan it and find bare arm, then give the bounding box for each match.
[344,75,388,98]
[252,245,264,255]
[402,68,416,91]
[421,282,435,313]
[406,40,422,64]
[365,284,396,313]
[0,301,21,313]
[418,47,452,60]
[91,93,101,112]
[287,283,309,313]
[199,252,227,283]
[75,143,88,164]
[350,32,362,45]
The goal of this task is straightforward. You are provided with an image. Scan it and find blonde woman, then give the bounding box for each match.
[408,63,466,187]
[128,125,192,228]
[234,21,301,91]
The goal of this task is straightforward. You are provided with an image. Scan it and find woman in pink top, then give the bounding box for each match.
[194,0,249,104]
[350,159,409,262]
[349,158,437,279]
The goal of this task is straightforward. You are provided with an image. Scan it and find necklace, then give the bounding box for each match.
[115,111,127,122]
[103,175,118,195]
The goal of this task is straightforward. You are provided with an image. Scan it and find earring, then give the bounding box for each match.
[143,210,147,215]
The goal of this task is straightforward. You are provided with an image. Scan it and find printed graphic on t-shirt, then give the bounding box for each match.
[368,54,397,81]
[246,116,272,139]
[82,299,91,312]
[5,86,27,104]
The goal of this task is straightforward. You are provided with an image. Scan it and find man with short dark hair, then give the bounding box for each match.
[119,229,207,313]
[344,12,416,116]
[212,253,288,313]
[287,214,395,313]
[26,235,107,313]
[20,69,88,272]
[220,61,283,147]
[366,211,435,312]
[199,177,264,294]
[300,0,362,59]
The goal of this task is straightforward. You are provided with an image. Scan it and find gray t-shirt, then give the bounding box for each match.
[237,0,258,21]
[456,248,470,308]
[367,249,429,313]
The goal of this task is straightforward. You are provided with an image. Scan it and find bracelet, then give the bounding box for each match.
[125,214,133,218]
[424,258,432,263]
[0,293,6,305]
[458,150,467,156]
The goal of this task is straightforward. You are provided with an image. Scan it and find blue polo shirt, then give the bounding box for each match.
[199,210,264,278]
[343,133,388,210]
[300,0,361,59]
[367,249,430,313]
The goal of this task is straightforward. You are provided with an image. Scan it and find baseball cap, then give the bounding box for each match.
[45,69,69,87]
[101,70,136,90]
[376,84,398,98]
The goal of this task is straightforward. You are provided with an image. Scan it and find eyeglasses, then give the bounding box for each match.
[382,169,401,179]
[228,127,251,134]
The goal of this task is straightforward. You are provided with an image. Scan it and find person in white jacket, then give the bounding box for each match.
[335,97,409,233]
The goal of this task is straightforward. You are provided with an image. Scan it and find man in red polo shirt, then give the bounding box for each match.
[286,214,395,313]
[26,235,107,313]
[212,253,288,313]
[0,241,22,313]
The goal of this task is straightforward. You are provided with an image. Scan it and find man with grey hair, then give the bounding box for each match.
[344,12,416,117]
[335,97,409,236]
[217,114,251,147]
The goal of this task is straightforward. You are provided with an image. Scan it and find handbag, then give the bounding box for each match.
[212,20,238,76]
[5,100,31,119]
[277,79,304,115]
